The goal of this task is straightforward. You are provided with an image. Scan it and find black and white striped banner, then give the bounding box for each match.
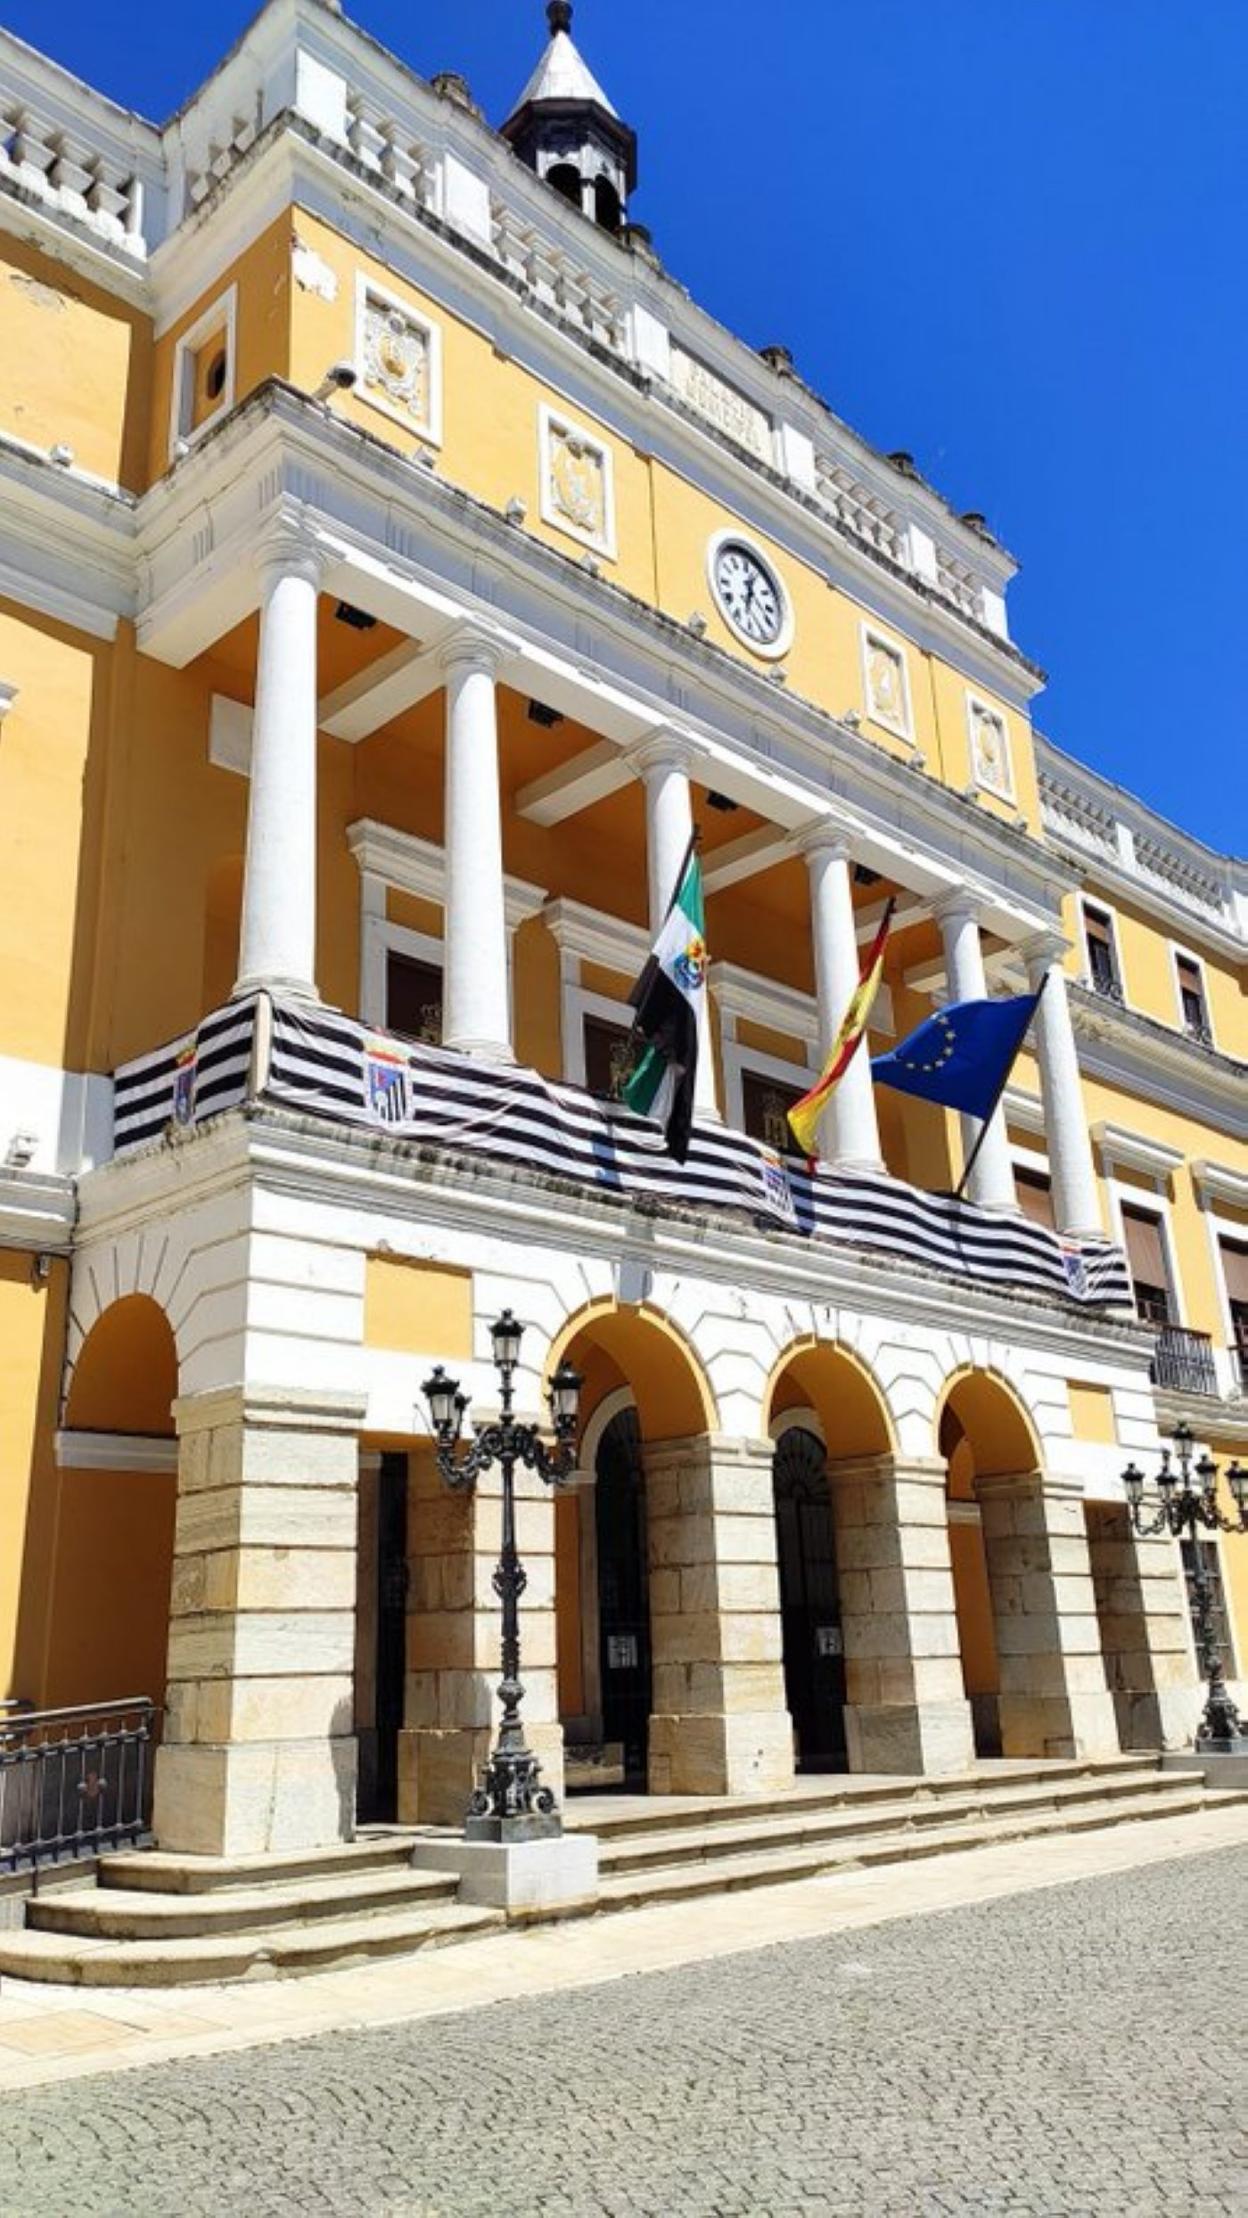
[112,997,1133,1312]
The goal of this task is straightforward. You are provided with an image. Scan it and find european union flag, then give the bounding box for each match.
[871,994,1040,1119]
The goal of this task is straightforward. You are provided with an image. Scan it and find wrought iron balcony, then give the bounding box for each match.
[1150,1325,1219,1399]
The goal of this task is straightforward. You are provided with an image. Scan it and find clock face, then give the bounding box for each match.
[711,538,788,652]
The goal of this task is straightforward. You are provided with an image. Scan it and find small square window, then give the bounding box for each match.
[170,288,237,454]
[1175,955,1211,1044]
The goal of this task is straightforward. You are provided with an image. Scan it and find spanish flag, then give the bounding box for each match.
[787,899,895,1158]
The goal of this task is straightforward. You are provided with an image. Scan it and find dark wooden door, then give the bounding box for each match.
[772,1427,847,1771]
[595,1408,652,1784]
[372,1451,409,1823]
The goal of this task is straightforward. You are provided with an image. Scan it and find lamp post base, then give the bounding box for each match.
[409,1832,598,1912]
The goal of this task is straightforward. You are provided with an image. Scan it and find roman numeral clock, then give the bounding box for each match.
[707,531,794,660]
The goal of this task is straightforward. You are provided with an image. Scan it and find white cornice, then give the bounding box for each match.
[708,962,820,1050]
[541,897,650,978]
[135,391,1073,944]
[1190,1160,1248,1211]
[1002,1085,1046,1138]
[0,1168,75,1252]
[1091,1122,1186,1180]
[347,818,546,930]
[0,436,136,639]
[1072,987,1246,1136]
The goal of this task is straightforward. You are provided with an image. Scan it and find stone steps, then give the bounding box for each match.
[591,1766,1205,1876]
[0,1759,1240,1989]
[595,1780,1244,1909]
[0,1896,502,1987]
[26,1865,460,1943]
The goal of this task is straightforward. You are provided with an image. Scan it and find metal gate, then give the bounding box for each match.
[772,1427,847,1771]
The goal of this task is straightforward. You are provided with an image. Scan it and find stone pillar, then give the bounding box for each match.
[797,827,885,1172]
[976,1472,1120,1758]
[833,1456,976,1774]
[154,1385,366,1857]
[1085,1502,1200,1749]
[932,891,1018,1211]
[234,533,325,1000]
[634,733,720,1123]
[1019,932,1103,1238]
[399,1442,563,1824]
[644,1435,794,1796]
[440,630,514,1061]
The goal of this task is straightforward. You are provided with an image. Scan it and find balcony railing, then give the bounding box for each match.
[1150,1325,1219,1398]
[0,1698,156,1877]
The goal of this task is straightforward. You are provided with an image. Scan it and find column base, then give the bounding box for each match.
[440,1036,517,1064]
[647,1711,795,1797]
[153,1736,356,1857]
[231,973,318,1002]
[1113,1685,1203,1752]
[844,1700,976,1777]
[398,1723,565,1827]
[998,1690,1120,1761]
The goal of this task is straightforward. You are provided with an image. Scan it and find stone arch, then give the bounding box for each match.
[936,1365,1042,1481]
[763,1337,896,1461]
[50,1294,180,1713]
[549,1297,719,1443]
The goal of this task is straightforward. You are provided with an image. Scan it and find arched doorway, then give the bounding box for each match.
[594,1404,651,1785]
[772,1424,846,1771]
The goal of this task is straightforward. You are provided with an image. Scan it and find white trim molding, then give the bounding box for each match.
[0,1168,75,1252]
[1001,1084,1046,1139]
[1167,938,1217,1052]
[1191,1160,1248,1212]
[542,897,649,1088]
[349,818,544,1032]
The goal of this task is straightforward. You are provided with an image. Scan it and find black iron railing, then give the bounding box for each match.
[0,1699,157,1878]
[1150,1325,1219,1399]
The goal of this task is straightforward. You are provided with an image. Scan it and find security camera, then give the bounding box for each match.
[315,361,358,401]
[843,708,862,729]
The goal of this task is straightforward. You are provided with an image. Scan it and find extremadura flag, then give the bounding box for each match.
[622,841,706,1162]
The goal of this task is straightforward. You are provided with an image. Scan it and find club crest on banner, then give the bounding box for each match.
[172,1043,197,1128]
[364,1036,413,1126]
[758,1145,797,1226]
[1060,1244,1089,1300]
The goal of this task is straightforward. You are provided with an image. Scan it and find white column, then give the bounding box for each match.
[797,827,884,1172]
[234,532,324,1000]
[1020,931,1103,1238]
[440,630,513,1061]
[634,733,719,1123]
[932,891,1018,1211]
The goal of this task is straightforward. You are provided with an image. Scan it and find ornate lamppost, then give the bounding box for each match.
[1123,1421,1248,1755]
[423,1313,583,1840]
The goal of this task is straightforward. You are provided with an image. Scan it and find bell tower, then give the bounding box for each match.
[501,3,638,236]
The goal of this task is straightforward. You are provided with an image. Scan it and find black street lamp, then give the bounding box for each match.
[423,1313,582,1840]
[1123,1421,1248,1755]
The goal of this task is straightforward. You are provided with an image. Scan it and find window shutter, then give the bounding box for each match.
[1220,1240,1248,1304]
[1122,1205,1167,1288]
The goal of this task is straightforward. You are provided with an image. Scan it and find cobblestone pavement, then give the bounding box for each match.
[2,1847,1247,2218]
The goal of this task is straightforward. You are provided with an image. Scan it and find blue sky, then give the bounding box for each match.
[10,0,1246,850]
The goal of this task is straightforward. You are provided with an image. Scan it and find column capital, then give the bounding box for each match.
[790,819,854,866]
[630,727,699,780]
[930,886,984,927]
[437,623,506,680]
[173,1383,369,1438]
[1017,928,1072,982]
[252,516,328,592]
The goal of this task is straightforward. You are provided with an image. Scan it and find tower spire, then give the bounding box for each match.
[503,2,637,234]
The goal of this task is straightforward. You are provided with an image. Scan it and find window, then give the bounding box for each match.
[1121,1203,1171,1324]
[1219,1239,1248,1392]
[1082,903,1121,1001]
[1181,1539,1237,1678]
[583,1016,634,1102]
[170,287,237,453]
[1175,954,1211,1044]
[385,952,442,1046]
[742,1071,806,1155]
[1015,1167,1055,1229]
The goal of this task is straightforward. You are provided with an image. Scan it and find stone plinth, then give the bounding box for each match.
[153,1384,366,1858]
[408,1831,599,1913]
[644,1436,795,1797]
[833,1457,976,1776]
[977,1473,1120,1760]
[1085,1501,1200,1749]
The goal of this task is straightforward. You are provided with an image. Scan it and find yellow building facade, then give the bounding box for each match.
[0,0,1244,1859]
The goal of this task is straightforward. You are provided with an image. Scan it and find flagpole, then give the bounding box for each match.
[953,972,1049,1203]
[617,825,701,1081]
